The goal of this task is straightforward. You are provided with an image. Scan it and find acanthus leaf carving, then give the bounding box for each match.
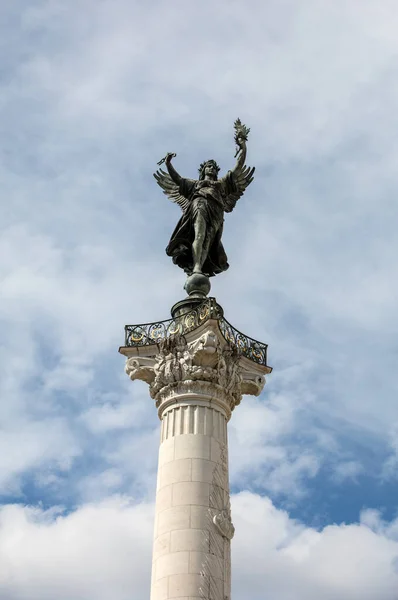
[149,332,242,407]
[124,326,267,411]
[125,357,156,384]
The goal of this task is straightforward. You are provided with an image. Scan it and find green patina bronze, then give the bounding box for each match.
[154,120,255,297]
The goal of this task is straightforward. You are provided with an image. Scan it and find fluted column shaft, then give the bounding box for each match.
[151,401,231,600]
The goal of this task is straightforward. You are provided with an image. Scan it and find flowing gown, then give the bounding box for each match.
[166,173,237,277]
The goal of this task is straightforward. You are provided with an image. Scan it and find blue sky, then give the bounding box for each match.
[1,1,398,598]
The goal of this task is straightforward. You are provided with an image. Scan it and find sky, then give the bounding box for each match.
[1,0,398,598]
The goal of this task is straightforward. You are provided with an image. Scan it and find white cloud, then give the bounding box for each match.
[0,417,79,495]
[382,425,398,481]
[360,508,398,542]
[332,460,364,483]
[232,492,398,600]
[0,497,153,600]
[228,391,321,498]
[0,493,397,600]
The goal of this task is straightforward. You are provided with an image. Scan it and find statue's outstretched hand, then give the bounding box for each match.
[165,152,176,165]
[233,118,250,157]
[234,136,246,158]
[237,135,247,148]
[157,152,176,166]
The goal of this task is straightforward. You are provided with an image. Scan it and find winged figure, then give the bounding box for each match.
[153,120,255,279]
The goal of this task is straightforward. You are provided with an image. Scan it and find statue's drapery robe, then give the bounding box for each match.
[166,173,237,277]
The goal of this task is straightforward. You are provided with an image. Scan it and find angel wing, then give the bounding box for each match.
[153,169,193,213]
[221,164,255,213]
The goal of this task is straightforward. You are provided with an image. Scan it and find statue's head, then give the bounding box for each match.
[198,159,220,181]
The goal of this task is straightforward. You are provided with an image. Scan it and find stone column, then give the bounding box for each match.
[120,306,270,600]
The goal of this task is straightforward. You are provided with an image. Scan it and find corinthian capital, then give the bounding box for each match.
[121,298,271,421]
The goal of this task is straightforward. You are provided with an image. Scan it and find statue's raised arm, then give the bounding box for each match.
[153,153,195,214]
[220,119,255,213]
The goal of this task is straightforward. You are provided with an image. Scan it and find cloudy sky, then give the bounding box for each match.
[1,0,398,598]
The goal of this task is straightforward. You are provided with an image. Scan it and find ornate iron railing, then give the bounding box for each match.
[124,297,268,367]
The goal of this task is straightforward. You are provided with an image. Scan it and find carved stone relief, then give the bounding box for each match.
[126,330,248,410]
[213,510,235,541]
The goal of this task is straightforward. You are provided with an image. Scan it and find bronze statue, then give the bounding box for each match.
[154,120,254,296]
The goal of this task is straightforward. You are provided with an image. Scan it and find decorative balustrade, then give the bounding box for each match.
[123,297,268,367]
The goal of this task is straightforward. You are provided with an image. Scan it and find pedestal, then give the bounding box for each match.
[119,298,271,600]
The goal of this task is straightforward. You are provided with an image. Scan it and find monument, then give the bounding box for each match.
[119,120,271,600]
